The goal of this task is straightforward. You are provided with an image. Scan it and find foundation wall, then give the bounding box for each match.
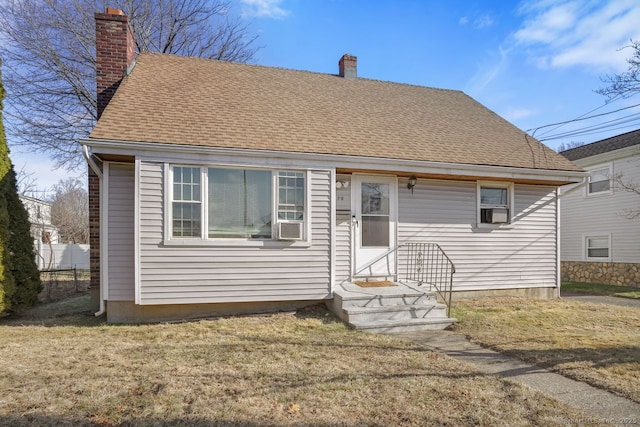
[450,287,558,300]
[561,261,640,287]
[106,300,322,324]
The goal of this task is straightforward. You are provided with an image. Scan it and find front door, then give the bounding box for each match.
[352,175,397,277]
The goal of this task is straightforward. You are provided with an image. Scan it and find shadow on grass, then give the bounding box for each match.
[0,299,344,329]
[470,341,640,403]
[0,294,105,327]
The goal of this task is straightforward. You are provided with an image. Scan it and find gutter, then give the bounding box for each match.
[558,176,589,197]
[81,137,588,184]
[82,144,105,317]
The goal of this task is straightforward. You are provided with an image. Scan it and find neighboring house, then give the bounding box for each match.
[560,130,640,286]
[19,195,89,270]
[83,9,584,325]
[19,193,60,265]
[19,195,59,245]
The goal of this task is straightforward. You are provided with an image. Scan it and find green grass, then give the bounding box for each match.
[562,281,640,299]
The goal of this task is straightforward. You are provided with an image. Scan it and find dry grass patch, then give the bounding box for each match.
[0,301,593,426]
[452,297,640,403]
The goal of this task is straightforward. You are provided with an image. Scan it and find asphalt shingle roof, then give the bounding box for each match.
[90,52,581,172]
[560,129,640,161]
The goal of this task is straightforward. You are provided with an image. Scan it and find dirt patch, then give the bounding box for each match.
[38,269,90,303]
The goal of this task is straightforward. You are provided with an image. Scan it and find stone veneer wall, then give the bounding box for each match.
[561,261,640,287]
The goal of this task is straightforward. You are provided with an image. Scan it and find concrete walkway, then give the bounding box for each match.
[395,330,640,423]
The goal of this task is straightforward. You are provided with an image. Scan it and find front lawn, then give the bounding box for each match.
[452,297,640,403]
[0,297,589,426]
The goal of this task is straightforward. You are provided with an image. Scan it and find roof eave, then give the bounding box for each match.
[81,137,588,185]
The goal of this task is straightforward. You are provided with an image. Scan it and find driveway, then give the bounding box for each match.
[561,291,640,308]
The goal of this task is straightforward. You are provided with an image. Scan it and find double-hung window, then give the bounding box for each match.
[586,236,610,259]
[478,181,513,225]
[169,165,307,241]
[587,166,611,196]
[172,166,202,237]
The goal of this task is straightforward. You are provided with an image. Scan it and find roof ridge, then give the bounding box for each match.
[136,51,463,94]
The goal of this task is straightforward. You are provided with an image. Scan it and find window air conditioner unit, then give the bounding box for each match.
[489,208,509,224]
[277,222,303,240]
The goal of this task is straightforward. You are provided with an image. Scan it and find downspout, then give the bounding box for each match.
[82,144,105,317]
[556,177,588,298]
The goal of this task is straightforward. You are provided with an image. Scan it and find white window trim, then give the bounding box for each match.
[476,181,514,229]
[585,163,613,197]
[163,163,312,247]
[584,234,611,261]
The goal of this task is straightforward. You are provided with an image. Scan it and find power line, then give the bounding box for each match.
[538,111,640,141]
[535,94,624,139]
[527,101,640,138]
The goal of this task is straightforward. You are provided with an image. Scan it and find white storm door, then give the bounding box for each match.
[352,175,397,277]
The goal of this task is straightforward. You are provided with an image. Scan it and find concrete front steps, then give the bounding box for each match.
[330,280,457,333]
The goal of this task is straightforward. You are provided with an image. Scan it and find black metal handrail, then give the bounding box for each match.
[403,243,455,317]
[353,242,456,317]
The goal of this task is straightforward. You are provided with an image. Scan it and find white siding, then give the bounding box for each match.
[107,163,135,301]
[561,152,640,263]
[335,213,351,283]
[138,162,332,304]
[398,177,558,291]
[335,175,352,283]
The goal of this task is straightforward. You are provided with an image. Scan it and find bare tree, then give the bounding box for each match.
[51,178,89,244]
[597,40,640,101]
[0,0,259,169]
[612,173,640,220]
[556,141,585,152]
[15,164,41,197]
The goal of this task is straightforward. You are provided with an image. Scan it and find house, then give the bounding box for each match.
[19,195,90,270]
[19,195,60,269]
[560,130,640,286]
[83,9,585,326]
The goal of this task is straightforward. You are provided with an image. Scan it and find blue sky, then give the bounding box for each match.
[12,0,640,193]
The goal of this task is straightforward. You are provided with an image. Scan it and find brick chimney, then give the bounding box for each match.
[338,54,357,79]
[95,8,136,119]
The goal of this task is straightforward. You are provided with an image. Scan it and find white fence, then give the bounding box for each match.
[36,242,90,270]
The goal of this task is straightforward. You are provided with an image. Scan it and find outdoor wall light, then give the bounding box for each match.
[336,180,350,189]
[407,176,417,193]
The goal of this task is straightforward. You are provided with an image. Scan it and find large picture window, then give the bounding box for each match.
[170,166,306,241]
[208,168,272,238]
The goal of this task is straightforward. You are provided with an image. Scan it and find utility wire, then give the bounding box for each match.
[535,94,624,139]
[538,111,640,141]
[527,101,640,138]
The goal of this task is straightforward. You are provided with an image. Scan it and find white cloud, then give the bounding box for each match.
[513,0,640,72]
[474,15,495,29]
[465,46,509,95]
[241,0,289,19]
[503,107,537,121]
[458,13,494,29]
